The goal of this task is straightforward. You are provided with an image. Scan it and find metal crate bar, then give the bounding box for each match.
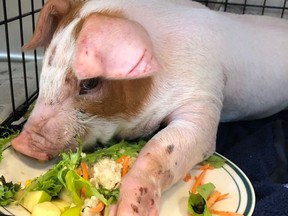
[0,0,44,126]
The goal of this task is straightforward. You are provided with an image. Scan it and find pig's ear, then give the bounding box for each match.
[73,13,160,80]
[22,0,72,50]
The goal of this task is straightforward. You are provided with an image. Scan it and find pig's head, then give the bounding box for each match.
[11,0,160,160]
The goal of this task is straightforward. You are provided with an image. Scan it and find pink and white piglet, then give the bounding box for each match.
[11,0,288,215]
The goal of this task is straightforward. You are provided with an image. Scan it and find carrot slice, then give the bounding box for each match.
[116,155,128,163]
[116,155,130,176]
[80,187,86,198]
[80,161,89,180]
[207,190,221,208]
[216,193,229,202]
[183,173,192,182]
[121,156,130,176]
[198,163,214,170]
[89,201,105,213]
[209,209,243,216]
[191,169,207,194]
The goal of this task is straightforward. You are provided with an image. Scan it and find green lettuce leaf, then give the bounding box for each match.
[0,127,19,162]
[83,139,146,164]
[65,170,108,205]
[0,175,21,206]
[187,183,215,216]
[19,147,82,201]
[201,155,225,168]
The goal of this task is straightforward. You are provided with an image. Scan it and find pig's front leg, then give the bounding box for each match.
[109,97,222,216]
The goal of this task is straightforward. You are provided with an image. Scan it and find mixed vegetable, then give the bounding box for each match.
[187,155,243,216]
[0,127,19,162]
[0,136,244,216]
[11,139,145,216]
[0,175,21,206]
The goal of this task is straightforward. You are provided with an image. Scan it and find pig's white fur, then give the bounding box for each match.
[75,0,288,121]
[39,0,288,181]
[22,0,288,214]
[45,0,287,139]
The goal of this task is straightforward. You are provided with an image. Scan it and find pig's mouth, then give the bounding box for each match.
[11,128,75,161]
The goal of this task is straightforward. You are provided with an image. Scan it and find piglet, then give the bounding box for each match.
[11,0,288,215]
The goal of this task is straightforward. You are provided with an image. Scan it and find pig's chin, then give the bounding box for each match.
[11,129,74,161]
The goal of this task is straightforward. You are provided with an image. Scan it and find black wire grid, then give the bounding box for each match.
[195,0,287,17]
[0,0,44,126]
[0,0,287,127]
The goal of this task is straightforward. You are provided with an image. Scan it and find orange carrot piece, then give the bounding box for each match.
[216,193,229,202]
[80,187,86,198]
[191,169,207,194]
[89,201,105,213]
[209,209,243,216]
[116,155,128,163]
[198,164,214,170]
[116,155,130,176]
[207,190,221,208]
[121,156,130,176]
[80,161,89,180]
[183,173,192,182]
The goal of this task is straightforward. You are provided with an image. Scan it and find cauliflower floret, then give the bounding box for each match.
[81,196,101,216]
[90,158,122,190]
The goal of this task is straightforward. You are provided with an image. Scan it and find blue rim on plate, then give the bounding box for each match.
[215,152,255,216]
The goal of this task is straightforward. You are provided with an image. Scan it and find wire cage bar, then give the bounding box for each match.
[195,0,287,18]
[0,0,44,127]
[0,0,287,128]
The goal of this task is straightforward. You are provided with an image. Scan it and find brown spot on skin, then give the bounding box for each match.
[150,199,155,206]
[137,196,141,204]
[157,168,163,175]
[139,187,144,195]
[163,169,172,178]
[74,77,153,120]
[166,144,174,154]
[131,204,139,213]
[139,187,148,196]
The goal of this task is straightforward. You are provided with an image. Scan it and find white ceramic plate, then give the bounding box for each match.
[159,152,255,216]
[0,146,255,216]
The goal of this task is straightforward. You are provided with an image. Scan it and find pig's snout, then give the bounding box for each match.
[11,129,50,160]
[11,101,78,160]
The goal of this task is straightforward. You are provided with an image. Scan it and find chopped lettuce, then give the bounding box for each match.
[17,139,145,211]
[0,127,19,162]
[201,154,225,168]
[188,154,226,216]
[0,175,21,206]
[64,170,108,205]
[19,147,82,201]
[188,183,215,216]
[83,139,146,164]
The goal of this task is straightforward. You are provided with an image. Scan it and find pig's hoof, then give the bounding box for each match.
[108,174,160,216]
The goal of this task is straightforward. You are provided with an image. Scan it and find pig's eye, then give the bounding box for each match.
[79,78,99,95]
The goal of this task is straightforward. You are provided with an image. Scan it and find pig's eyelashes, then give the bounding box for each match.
[79,78,100,95]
